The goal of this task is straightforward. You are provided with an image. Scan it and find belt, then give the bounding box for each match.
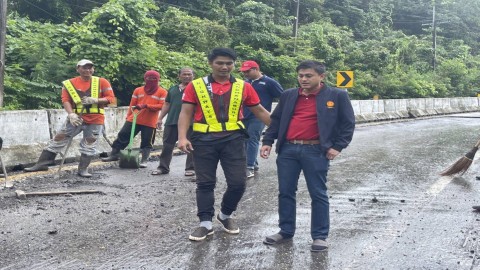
[287,139,320,145]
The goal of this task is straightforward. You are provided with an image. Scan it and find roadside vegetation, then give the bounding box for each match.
[4,0,480,109]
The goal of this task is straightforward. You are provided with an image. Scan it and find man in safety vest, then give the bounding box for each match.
[178,48,271,241]
[24,59,116,177]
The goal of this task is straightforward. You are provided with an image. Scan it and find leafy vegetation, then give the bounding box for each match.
[3,0,480,109]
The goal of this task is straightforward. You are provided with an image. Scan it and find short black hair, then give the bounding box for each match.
[296,60,326,74]
[207,48,237,62]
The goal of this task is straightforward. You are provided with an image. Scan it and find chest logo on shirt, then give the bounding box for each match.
[326,101,335,108]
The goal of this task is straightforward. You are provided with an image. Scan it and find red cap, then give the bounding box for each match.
[239,60,259,71]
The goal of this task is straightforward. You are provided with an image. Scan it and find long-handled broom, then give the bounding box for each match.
[440,139,480,176]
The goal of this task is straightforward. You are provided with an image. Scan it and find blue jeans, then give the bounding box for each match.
[276,143,330,240]
[244,117,265,169]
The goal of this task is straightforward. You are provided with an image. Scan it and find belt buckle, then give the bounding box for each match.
[295,139,303,144]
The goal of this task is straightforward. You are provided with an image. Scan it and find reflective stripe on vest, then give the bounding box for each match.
[192,77,245,133]
[62,76,104,114]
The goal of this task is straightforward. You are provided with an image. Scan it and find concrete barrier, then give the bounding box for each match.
[1,97,479,172]
[0,107,162,171]
[353,97,480,123]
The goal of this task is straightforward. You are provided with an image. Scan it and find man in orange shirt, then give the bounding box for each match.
[102,70,167,168]
[24,59,116,177]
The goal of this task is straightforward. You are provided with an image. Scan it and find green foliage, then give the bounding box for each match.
[157,7,231,53]
[9,0,108,23]
[69,0,160,105]
[299,22,354,69]
[5,15,69,109]
[371,71,436,99]
[230,1,281,51]
[4,0,480,110]
[235,44,300,88]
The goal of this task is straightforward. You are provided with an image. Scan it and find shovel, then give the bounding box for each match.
[119,108,140,169]
[54,107,86,179]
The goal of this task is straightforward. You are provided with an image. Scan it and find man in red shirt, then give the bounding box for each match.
[102,70,167,168]
[24,59,116,177]
[260,60,355,252]
[177,48,271,241]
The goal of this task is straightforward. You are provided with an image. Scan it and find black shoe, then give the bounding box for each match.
[188,226,214,241]
[476,176,480,180]
[216,214,240,234]
[473,206,480,211]
[311,239,328,252]
[263,233,292,245]
[151,170,169,175]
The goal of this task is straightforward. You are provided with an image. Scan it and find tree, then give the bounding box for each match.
[156,7,231,53]
[9,0,108,23]
[69,0,160,105]
[230,1,281,51]
[4,15,70,109]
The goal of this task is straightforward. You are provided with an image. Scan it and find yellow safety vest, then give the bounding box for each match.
[62,76,104,114]
[192,77,245,133]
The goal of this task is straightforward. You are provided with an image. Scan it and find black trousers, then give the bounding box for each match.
[193,138,247,221]
[158,125,194,172]
[111,122,156,150]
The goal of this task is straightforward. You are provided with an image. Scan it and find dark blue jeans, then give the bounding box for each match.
[276,143,330,240]
[193,138,247,222]
[244,117,265,169]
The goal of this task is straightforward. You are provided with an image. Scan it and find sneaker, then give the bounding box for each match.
[311,239,328,252]
[473,206,480,211]
[254,165,259,171]
[247,169,255,178]
[216,214,240,234]
[188,226,214,241]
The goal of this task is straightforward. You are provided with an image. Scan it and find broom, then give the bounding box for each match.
[440,139,480,176]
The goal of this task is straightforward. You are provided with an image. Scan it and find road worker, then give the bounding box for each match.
[24,59,116,177]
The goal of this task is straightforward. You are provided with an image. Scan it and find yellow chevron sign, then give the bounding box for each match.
[336,71,354,88]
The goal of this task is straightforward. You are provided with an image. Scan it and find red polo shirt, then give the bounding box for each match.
[286,88,320,140]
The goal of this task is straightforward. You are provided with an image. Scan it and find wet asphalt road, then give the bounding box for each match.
[2,113,480,269]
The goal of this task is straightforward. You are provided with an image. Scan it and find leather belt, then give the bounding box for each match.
[287,139,320,145]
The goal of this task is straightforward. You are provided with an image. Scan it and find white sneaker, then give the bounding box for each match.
[247,169,255,178]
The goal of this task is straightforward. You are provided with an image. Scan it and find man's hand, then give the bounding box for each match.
[156,119,163,130]
[68,113,83,126]
[81,96,98,105]
[134,104,147,110]
[326,148,340,160]
[178,138,193,153]
[260,145,271,159]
